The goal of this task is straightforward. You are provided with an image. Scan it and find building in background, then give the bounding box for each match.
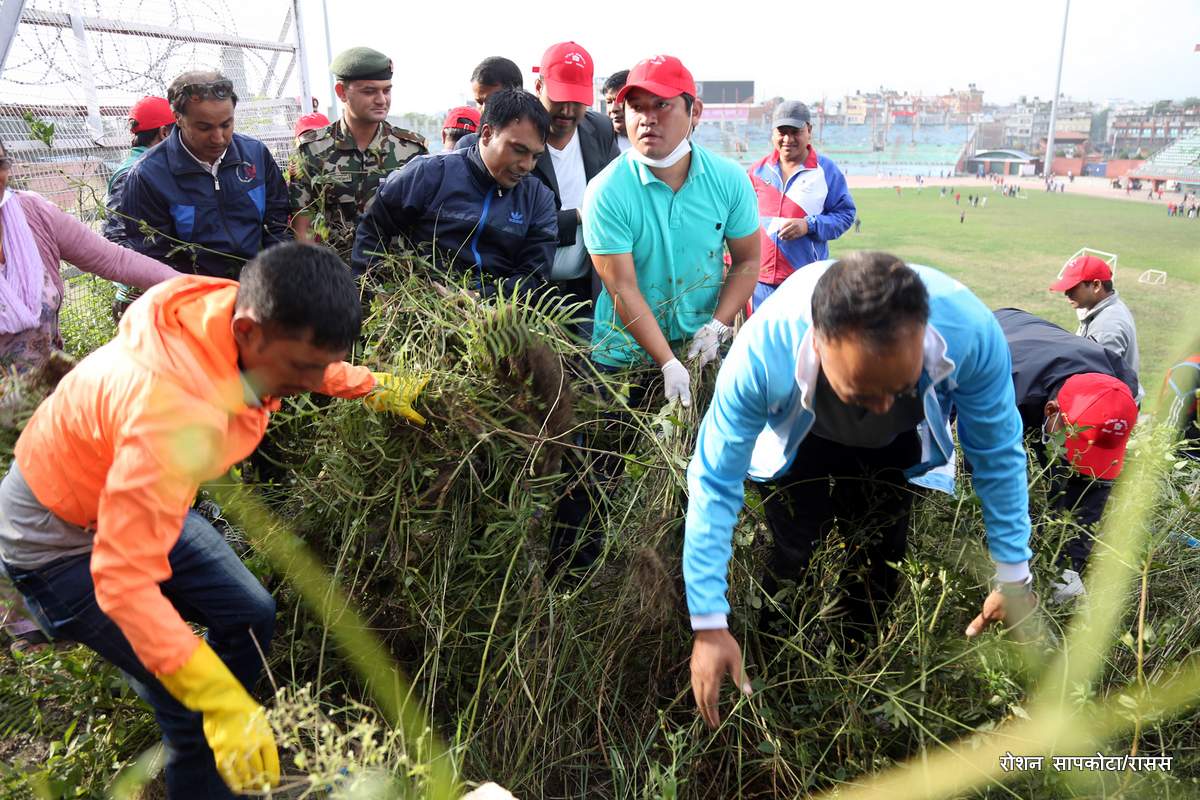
[1109,101,1200,158]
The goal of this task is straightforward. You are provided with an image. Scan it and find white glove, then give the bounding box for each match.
[1049,568,1086,605]
[686,318,732,368]
[661,358,692,408]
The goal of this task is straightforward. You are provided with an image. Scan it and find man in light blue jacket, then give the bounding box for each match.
[685,252,1038,728]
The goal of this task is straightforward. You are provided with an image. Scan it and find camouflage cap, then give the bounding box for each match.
[331,47,393,81]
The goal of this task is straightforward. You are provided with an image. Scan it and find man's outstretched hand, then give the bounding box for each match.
[965,587,1039,639]
[690,628,753,729]
[365,371,429,424]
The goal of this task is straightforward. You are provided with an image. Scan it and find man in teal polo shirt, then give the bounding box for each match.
[581,54,759,405]
[549,55,758,578]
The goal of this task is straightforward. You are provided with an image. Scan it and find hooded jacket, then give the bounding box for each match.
[13,275,374,674]
[1075,291,1141,391]
[351,146,557,297]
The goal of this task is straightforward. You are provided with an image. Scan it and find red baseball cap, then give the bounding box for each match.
[442,105,481,133]
[615,55,696,104]
[1057,373,1138,480]
[128,96,174,133]
[536,42,594,105]
[293,112,330,138]
[1050,255,1113,292]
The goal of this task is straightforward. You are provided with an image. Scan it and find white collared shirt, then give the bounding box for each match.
[179,139,227,188]
[548,130,589,281]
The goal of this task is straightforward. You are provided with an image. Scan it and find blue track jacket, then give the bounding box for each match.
[684,261,1032,628]
[119,130,290,278]
[351,146,556,298]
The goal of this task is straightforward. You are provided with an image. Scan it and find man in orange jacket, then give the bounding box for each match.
[0,242,424,797]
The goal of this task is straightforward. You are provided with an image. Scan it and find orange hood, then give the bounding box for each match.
[119,275,267,415]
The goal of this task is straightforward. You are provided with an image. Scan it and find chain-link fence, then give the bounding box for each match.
[1,0,311,344]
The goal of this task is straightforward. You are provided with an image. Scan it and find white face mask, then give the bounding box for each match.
[1075,306,1090,321]
[628,124,693,169]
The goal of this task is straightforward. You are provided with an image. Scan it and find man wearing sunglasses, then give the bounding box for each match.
[995,308,1139,604]
[119,70,291,279]
[685,252,1038,729]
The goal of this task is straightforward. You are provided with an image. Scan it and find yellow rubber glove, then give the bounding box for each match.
[364,371,429,425]
[157,641,279,793]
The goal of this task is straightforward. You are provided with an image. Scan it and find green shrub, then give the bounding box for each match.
[9,257,1200,798]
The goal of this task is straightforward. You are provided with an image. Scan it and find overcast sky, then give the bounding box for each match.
[300,0,1199,115]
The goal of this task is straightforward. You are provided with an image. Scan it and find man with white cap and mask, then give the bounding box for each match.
[548,55,760,578]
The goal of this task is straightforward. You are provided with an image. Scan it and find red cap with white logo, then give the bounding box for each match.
[615,55,696,104]
[1050,255,1113,292]
[537,42,594,105]
[1058,372,1138,480]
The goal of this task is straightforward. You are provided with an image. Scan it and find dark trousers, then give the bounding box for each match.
[4,511,276,799]
[1031,440,1113,573]
[549,363,656,577]
[551,273,595,343]
[1042,461,1112,574]
[759,430,922,631]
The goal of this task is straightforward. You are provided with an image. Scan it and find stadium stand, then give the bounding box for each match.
[1131,129,1200,184]
[695,120,971,174]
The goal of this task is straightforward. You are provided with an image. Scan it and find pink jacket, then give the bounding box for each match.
[19,191,177,298]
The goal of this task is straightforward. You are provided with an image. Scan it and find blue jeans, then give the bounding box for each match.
[3,511,276,799]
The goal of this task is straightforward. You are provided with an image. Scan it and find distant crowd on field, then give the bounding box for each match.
[0,40,1197,798]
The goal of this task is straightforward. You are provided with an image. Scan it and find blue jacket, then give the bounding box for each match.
[351,146,557,298]
[119,129,291,279]
[683,261,1032,626]
[103,145,149,245]
[748,149,856,286]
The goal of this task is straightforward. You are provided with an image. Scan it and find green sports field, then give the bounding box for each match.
[830,186,1200,382]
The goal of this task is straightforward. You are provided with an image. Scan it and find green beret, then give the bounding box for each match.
[330,47,393,81]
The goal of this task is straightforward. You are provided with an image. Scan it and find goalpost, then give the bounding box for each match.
[1058,247,1118,280]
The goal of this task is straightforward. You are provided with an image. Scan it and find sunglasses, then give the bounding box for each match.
[174,80,235,103]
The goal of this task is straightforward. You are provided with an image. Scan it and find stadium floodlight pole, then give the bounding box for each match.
[0,0,28,77]
[292,0,314,115]
[1043,0,1071,177]
[321,0,337,119]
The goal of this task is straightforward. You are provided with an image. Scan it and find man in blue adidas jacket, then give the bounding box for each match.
[352,89,556,297]
[685,252,1037,728]
[120,70,290,279]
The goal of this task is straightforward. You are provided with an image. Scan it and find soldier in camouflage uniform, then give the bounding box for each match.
[289,47,427,260]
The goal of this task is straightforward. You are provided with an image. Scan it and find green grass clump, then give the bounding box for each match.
[58,275,116,359]
[249,257,1200,798]
[3,219,1199,797]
